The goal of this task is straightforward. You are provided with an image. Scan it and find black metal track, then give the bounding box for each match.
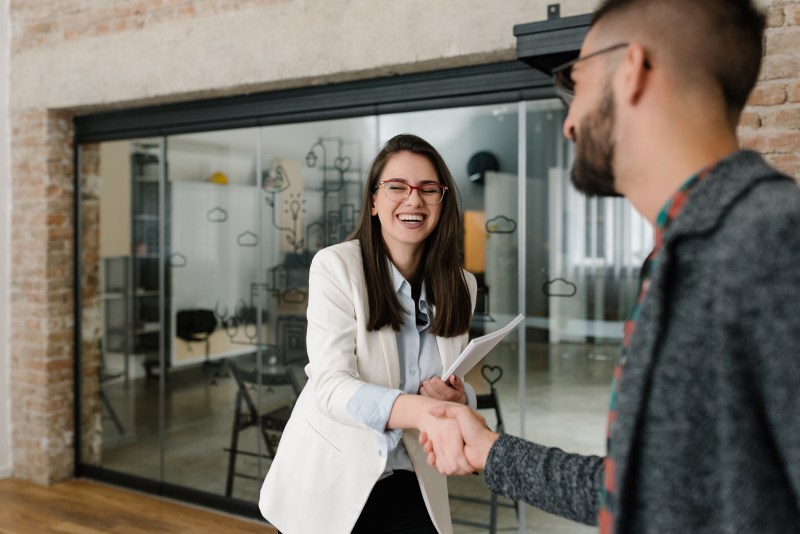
[75,61,555,143]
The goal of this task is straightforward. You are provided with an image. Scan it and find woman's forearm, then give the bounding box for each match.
[387,394,443,430]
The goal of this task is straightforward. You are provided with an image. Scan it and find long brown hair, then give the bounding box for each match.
[347,134,471,337]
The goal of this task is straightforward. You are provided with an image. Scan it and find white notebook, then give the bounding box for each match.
[441,314,525,380]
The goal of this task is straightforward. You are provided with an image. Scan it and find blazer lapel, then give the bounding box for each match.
[378,327,401,389]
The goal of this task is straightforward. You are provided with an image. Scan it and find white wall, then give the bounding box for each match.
[1,0,13,479]
[99,141,132,257]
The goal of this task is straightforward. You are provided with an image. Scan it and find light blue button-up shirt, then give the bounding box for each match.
[346,262,476,475]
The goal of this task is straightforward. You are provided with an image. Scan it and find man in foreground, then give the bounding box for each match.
[422,0,800,531]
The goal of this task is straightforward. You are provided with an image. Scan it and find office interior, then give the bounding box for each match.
[78,99,652,533]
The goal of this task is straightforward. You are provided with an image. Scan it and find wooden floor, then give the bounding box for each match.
[0,478,277,533]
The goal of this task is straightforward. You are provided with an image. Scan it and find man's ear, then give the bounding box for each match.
[620,43,651,106]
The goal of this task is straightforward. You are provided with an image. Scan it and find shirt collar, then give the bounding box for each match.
[653,163,716,247]
[388,261,429,308]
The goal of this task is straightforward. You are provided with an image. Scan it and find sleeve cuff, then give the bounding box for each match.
[345,383,405,457]
[346,382,403,433]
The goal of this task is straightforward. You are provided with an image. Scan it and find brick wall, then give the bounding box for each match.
[10,0,288,54]
[79,143,102,466]
[740,1,800,177]
[9,109,75,484]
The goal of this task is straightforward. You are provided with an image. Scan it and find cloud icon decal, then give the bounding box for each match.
[485,216,517,234]
[207,207,228,223]
[237,231,258,247]
[168,252,187,268]
[543,278,577,297]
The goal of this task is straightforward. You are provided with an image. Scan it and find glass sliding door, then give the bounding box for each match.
[163,127,261,497]
[520,99,652,533]
[224,117,377,501]
[79,119,377,503]
[78,97,650,534]
[378,104,526,530]
[79,137,165,481]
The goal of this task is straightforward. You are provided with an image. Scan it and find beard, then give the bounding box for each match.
[570,83,621,197]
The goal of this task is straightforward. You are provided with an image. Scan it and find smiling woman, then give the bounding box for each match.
[370,151,445,277]
[259,134,478,534]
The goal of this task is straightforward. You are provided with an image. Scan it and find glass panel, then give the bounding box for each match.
[80,138,164,480]
[78,101,653,534]
[522,99,653,533]
[238,117,377,500]
[163,127,260,496]
[145,119,377,501]
[378,104,525,531]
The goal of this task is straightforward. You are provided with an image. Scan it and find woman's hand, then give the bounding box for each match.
[386,394,473,475]
[420,404,497,474]
[419,375,467,404]
[416,405,474,475]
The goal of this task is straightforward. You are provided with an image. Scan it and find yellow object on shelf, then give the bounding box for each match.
[208,171,229,185]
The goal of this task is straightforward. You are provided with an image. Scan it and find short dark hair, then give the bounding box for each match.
[347,134,471,337]
[591,0,765,119]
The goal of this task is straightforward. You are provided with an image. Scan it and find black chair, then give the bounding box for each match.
[100,366,125,435]
[451,364,516,533]
[176,308,217,365]
[224,352,306,498]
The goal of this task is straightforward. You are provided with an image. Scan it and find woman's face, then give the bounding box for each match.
[371,150,444,259]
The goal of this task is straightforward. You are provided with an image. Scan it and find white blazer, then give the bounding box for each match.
[260,240,477,534]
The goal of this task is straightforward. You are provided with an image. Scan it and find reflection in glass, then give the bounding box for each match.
[80,138,164,481]
[162,120,376,501]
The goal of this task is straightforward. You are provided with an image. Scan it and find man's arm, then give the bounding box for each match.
[422,404,604,526]
[485,434,603,525]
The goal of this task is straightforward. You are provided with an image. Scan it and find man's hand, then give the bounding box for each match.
[416,407,474,476]
[419,375,467,404]
[419,404,500,474]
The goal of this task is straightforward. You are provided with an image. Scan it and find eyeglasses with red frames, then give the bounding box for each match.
[375,180,448,205]
[551,43,631,107]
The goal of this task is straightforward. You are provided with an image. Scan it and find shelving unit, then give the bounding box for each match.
[101,256,130,381]
[130,147,170,376]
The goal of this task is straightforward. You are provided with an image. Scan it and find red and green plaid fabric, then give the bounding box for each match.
[598,165,715,533]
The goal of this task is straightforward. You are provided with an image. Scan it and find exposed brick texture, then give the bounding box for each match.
[10,0,289,54]
[79,143,103,466]
[9,109,75,484]
[739,1,800,178]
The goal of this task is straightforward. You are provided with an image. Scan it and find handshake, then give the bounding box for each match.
[417,402,501,476]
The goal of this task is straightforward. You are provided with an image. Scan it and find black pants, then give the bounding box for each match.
[351,470,438,534]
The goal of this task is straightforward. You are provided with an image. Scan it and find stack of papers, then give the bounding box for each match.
[442,314,525,380]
